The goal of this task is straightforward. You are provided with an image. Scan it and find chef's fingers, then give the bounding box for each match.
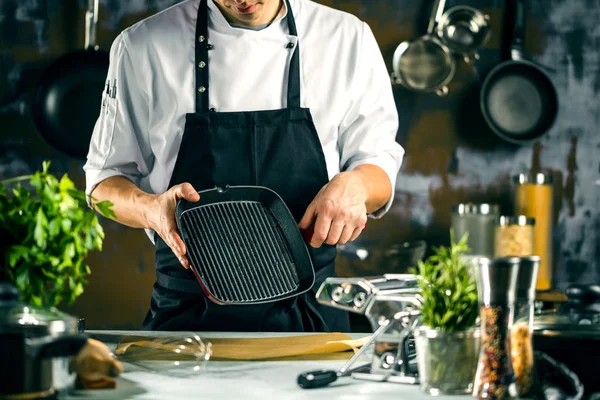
[78,354,123,378]
[72,339,124,378]
[348,226,363,242]
[311,200,334,248]
[337,225,355,245]
[166,219,189,269]
[172,182,200,202]
[298,201,317,230]
[325,218,345,245]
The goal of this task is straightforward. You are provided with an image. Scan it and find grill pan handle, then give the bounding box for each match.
[300,227,314,244]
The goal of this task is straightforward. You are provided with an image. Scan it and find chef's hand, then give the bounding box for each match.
[147,182,200,269]
[298,171,367,248]
[71,338,124,389]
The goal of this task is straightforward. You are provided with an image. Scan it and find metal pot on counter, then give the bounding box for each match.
[0,282,88,399]
[532,284,600,396]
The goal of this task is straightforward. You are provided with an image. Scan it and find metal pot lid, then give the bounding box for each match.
[533,312,599,339]
[513,172,554,185]
[452,203,499,215]
[533,284,600,339]
[0,282,78,336]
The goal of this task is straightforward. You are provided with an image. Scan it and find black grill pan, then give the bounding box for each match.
[175,185,315,305]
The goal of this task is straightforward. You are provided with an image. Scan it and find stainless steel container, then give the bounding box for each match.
[0,283,88,399]
[451,203,500,257]
[436,5,491,63]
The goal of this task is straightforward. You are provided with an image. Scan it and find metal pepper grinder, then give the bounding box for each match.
[511,256,540,397]
[472,257,520,400]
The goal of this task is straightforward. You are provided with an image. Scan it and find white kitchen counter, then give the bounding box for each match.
[67,330,472,400]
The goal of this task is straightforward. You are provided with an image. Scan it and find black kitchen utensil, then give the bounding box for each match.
[298,310,421,389]
[480,0,558,144]
[31,0,109,159]
[298,319,390,389]
[175,185,315,305]
[533,284,600,396]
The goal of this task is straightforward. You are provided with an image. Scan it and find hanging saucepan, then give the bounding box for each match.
[479,0,558,145]
[31,0,109,160]
[437,5,491,63]
[391,0,455,96]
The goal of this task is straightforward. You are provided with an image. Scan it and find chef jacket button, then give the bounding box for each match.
[286,42,295,48]
[198,61,206,68]
[206,44,214,50]
[198,35,205,42]
[198,86,206,93]
[209,108,216,112]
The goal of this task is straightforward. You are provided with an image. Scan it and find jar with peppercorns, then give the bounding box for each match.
[472,257,520,400]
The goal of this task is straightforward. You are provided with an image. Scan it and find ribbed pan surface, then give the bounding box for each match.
[179,201,300,303]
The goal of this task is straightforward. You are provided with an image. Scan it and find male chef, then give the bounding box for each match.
[84,0,404,332]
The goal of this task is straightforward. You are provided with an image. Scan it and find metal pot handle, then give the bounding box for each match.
[463,52,481,64]
[85,0,99,50]
[26,334,88,360]
[427,0,447,35]
[436,86,449,97]
[509,0,526,60]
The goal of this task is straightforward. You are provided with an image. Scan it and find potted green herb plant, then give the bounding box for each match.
[410,231,481,396]
[0,161,114,308]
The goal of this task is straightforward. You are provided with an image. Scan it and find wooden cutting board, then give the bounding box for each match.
[115,333,370,361]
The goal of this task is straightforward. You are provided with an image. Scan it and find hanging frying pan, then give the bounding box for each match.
[31,0,109,159]
[479,0,558,144]
[391,0,455,96]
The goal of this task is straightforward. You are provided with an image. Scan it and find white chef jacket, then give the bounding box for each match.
[84,0,404,241]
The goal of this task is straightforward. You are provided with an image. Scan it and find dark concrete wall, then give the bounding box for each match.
[1,0,598,329]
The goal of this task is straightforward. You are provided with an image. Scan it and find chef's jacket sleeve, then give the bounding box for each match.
[84,32,152,203]
[338,23,404,219]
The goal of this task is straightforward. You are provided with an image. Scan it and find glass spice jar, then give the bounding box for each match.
[473,257,520,400]
[451,203,500,257]
[495,216,535,257]
[513,173,554,290]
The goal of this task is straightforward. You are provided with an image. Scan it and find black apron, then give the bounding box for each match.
[142,0,350,332]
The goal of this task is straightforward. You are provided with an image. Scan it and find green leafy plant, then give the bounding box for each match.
[0,161,115,307]
[410,231,481,393]
[410,231,479,333]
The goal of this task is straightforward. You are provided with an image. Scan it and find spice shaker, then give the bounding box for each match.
[495,216,535,257]
[472,257,520,400]
[451,204,500,257]
[510,256,540,397]
[513,173,553,290]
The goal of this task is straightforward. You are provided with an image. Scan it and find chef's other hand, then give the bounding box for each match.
[71,338,124,389]
[147,182,200,269]
[298,171,367,248]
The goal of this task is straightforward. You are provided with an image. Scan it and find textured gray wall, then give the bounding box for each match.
[0,0,598,327]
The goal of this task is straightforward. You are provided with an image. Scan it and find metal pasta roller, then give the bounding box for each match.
[315,275,422,384]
